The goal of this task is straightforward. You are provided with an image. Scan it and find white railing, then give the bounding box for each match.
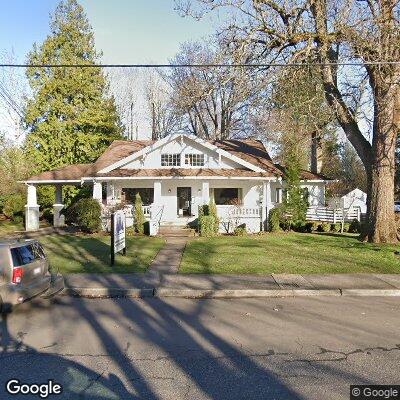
[306,206,362,223]
[142,205,151,217]
[216,205,262,233]
[216,205,261,219]
[101,204,153,231]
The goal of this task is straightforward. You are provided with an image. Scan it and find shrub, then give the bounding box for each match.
[342,223,350,232]
[66,198,101,233]
[198,202,219,234]
[234,224,247,236]
[3,194,25,221]
[304,222,313,233]
[199,215,215,237]
[126,227,135,237]
[320,222,331,232]
[292,221,306,232]
[311,221,321,232]
[208,199,220,234]
[349,219,361,233]
[41,207,53,224]
[331,223,341,232]
[134,193,145,235]
[268,207,282,232]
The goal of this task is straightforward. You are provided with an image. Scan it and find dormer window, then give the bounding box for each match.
[161,154,181,167]
[185,153,205,167]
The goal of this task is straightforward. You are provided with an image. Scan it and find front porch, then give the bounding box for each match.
[98,178,274,234]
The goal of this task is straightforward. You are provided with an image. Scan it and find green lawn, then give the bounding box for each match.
[40,234,165,274]
[0,219,24,236]
[0,219,50,237]
[180,233,400,274]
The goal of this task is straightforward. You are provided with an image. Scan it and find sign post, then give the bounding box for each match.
[110,210,126,266]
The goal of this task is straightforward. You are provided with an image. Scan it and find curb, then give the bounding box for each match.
[62,287,154,298]
[341,289,400,296]
[153,288,341,298]
[59,287,400,299]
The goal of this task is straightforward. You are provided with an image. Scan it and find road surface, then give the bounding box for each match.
[1,295,399,399]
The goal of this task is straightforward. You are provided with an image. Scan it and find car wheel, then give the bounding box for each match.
[0,299,13,314]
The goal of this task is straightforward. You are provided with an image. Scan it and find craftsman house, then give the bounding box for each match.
[22,133,329,233]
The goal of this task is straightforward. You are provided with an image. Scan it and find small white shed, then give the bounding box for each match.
[328,188,367,213]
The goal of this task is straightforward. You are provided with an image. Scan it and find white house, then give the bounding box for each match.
[328,188,367,214]
[22,133,329,233]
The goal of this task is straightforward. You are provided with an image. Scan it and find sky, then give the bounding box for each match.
[0,0,218,64]
[0,0,221,139]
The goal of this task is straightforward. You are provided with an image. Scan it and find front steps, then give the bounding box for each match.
[158,226,196,237]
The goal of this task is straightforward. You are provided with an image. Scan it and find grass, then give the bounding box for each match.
[39,234,165,274]
[0,218,50,237]
[180,232,400,274]
[0,219,24,236]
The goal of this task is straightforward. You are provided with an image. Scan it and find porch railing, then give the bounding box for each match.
[216,205,261,219]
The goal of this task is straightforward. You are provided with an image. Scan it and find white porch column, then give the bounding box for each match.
[106,182,116,206]
[261,180,271,231]
[25,184,40,231]
[53,184,65,228]
[261,181,267,231]
[151,181,162,219]
[93,181,103,204]
[202,181,210,205]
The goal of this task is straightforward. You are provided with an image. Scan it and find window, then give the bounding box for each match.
[185,153,205,167]
[122,188,154,206]
[11,243,44,267]
[161,154,180,167]
[213,188,242,205]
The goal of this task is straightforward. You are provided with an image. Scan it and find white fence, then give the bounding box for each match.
[306,206,362,223]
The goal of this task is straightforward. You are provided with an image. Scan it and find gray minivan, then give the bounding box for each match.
[0,239,64,312]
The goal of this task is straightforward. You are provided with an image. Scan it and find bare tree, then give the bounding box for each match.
[107,67,145,140]
[164,40,269,139]
[0,50,27,143]
[145,69,181,140]
[178,0,400,243]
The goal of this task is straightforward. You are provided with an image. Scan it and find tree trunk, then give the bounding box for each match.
[367,84,398,243]
[310,131,323,174]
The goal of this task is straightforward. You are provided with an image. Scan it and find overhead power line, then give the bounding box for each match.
[0,61,400,68]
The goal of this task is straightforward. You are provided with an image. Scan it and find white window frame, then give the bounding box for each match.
[161,154,181,167]
[184,153,205,167]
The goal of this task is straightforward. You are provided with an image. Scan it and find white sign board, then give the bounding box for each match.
[113,210,126,254]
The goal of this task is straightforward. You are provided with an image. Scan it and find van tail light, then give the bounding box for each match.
[12,267,24,284]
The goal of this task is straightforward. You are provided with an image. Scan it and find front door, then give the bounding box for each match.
[177,187,191,216]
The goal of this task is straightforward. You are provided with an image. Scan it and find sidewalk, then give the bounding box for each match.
[63,273,400,298]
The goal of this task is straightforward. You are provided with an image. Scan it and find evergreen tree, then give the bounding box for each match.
[24,0,122,172]
[283,145,309,229]
[134,193,145,235]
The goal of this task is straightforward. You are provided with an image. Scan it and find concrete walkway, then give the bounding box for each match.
[63,273,400,298]
[146,236,188,275]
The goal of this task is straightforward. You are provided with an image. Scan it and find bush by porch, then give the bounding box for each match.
[180,233,400,275]
[39,234,165,274]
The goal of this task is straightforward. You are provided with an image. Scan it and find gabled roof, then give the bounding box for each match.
[25,136,329,182]
[97,134,266,173]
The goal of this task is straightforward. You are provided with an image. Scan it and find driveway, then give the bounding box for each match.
[0,296,399,399]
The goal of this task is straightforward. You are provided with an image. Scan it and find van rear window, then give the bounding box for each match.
[11,244,44,266]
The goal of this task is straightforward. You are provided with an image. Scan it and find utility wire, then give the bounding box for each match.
[0,61,400,68]
[0,83,23,118]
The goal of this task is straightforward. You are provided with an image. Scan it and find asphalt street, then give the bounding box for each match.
[0,295,399,399]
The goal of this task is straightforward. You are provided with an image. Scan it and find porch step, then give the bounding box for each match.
[158,226,196,237]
